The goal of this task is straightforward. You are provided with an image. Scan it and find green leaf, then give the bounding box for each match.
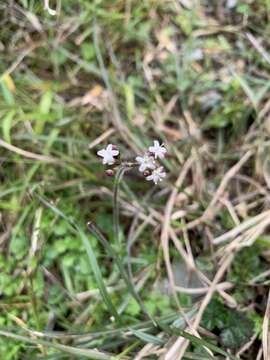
[229,246,264,283]
[202,298,229,330]
[126,298,140,316]
[203,298,254,350]
[35,90,53,134]
[124,83,135,121]
[2,110,16,143]
[39,90,53,114]
[220,312,254,349]
[129,328,164,346]
[9,235,28,260]
[81,43,96,61]
[0,78,14,105]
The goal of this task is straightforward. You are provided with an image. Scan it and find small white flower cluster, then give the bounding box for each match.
[136,141,167,184]
[97,140,167,185]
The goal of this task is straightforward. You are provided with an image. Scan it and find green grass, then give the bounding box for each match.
[0,0,270,358]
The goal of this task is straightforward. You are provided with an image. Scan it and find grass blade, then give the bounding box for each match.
[87,222,156,324]
[34,193,120,322]
[0,329,113,359]
[128,328,164,346]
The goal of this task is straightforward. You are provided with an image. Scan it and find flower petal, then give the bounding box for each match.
[111,150,119,156]
[136,156,143,163]
[139,164,145,172]
[97,149,106,157]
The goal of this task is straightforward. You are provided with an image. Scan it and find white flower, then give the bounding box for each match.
[146,167,166,185]
[44,0,57,15]
[227,0,237,8]
[136,154,156,172]
[149,140,167,159]
[97,144,119,165]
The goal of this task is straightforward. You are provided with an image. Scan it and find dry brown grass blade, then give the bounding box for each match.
[161,156,214,359]
[246,32,270,66]
[262,289,270,360]
[160,157,206,358]
[0,42,41,79]
[219,197,240,226]
[203,150,253,220]
[180,151,254,232]
[175,282,233,295]
[223,214,270,254]
[166,253,234,359]
[194,253,234,327]
[0,138,59,163]
[161,157,194,266]
[170,229,237,308]
[135,342,159,360]
[9,313,46,355]
[257,347,263,360]
[237,333,257,357]
[88,128,115,149]
[161,157,194,300]
[213,210,270,245]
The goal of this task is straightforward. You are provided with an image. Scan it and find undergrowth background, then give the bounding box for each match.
[1,1,270,359]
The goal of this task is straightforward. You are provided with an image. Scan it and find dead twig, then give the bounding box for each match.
[262,289,270,360]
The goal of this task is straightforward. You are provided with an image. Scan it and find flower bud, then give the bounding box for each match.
[105,169,114,177]
[143,170,151,177]
[163,151,169,158]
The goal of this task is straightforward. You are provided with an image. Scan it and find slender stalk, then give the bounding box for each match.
[113,166,127,248]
